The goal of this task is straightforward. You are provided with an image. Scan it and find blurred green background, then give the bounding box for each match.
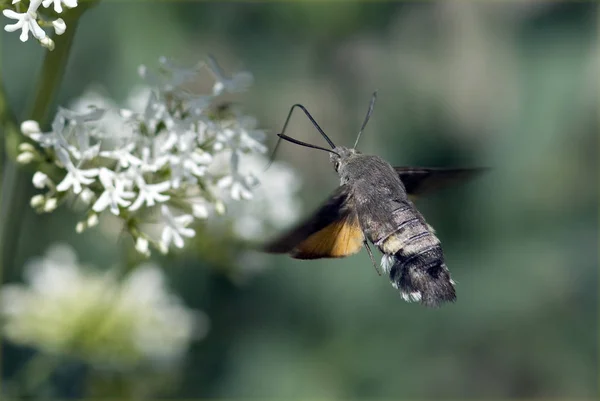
[1,1,597,399]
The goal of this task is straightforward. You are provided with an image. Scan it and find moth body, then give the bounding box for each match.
[331,148,456,307]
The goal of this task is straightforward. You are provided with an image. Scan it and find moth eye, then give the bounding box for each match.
[335,161,340,171]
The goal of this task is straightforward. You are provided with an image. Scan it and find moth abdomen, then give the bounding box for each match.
[381,245,456,307]
[374,200,437,256]
[376,206,456,307]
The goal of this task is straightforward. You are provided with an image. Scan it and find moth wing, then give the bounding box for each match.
[395,167,488,197]
[291,212,364,259]
[263,185,364,259]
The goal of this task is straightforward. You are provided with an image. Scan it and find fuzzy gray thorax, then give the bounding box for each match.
[330,147,400,189]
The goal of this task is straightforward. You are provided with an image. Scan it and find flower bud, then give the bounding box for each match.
[135,237,150,256]
[192,203,208,219]
[214,201,226,215]
[30,195,45,208]
[43,198,58,212]
[212,82,225,96]
[87,213,99,227]
[18,143,36,153]
[137,65,147,78]
[21,120,41,135]
[119,109,134,119]
[76,222,86,233]
[79,188,94,204]
[17,152,34,164]
[157,242,169,255]
[52,18,66,35]
[64,0,78,10]
[32,172,50,189]
[39,37,55,51]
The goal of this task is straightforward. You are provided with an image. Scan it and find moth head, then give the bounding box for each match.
[330,146,358,173]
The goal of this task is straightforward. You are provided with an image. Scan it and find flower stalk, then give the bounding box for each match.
[0,1,92,291]
[0,6,91,390]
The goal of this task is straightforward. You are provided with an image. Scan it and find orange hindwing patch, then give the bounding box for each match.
[291,214,364,259]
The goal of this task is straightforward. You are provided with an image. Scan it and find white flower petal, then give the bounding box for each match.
[29,18,46,40]
[161,226,173,248]
[109,202,120,215]
[3,9,22,20]
[92,192,111,213]
[191,203,208,219]
[175,214,193,226]
[179,227,195,238]
[128,194,145,211]
[55,174,73,192]
[172,232,184,248]
[18,24,29,42]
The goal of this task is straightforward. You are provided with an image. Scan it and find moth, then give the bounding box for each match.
[263,92,485,307]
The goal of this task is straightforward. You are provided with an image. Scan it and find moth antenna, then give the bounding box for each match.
[354,91,378,150]
[265,136,283,171]
[277,133,340,156]
[265,103,336,170]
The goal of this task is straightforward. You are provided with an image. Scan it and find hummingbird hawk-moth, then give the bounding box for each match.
[263,92,485,307]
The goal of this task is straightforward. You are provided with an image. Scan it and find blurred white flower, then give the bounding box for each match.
[100,144,143,169]
[0,243,206,368]
[2,0,77,48]
[207,55,254,95]
[209,151,302,242]
[191,200,209,219]
[128,175,171,211]
[135,237,150,256]
[21,56,279,254]
[54,147,99,194]
[217,174,255,201]
[160,205,196,250]
[92,168,135,215]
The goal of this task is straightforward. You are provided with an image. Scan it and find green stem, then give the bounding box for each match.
[0,4,95,395]
[0,16,82,279]
[0,0,101,271]
[0,22,22,187]
[0,82,20,173]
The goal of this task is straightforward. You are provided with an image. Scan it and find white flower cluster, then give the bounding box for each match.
[2,0,76,50]
[223,153,302,242]
[18,56,269,254]
[1,243,206,368]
